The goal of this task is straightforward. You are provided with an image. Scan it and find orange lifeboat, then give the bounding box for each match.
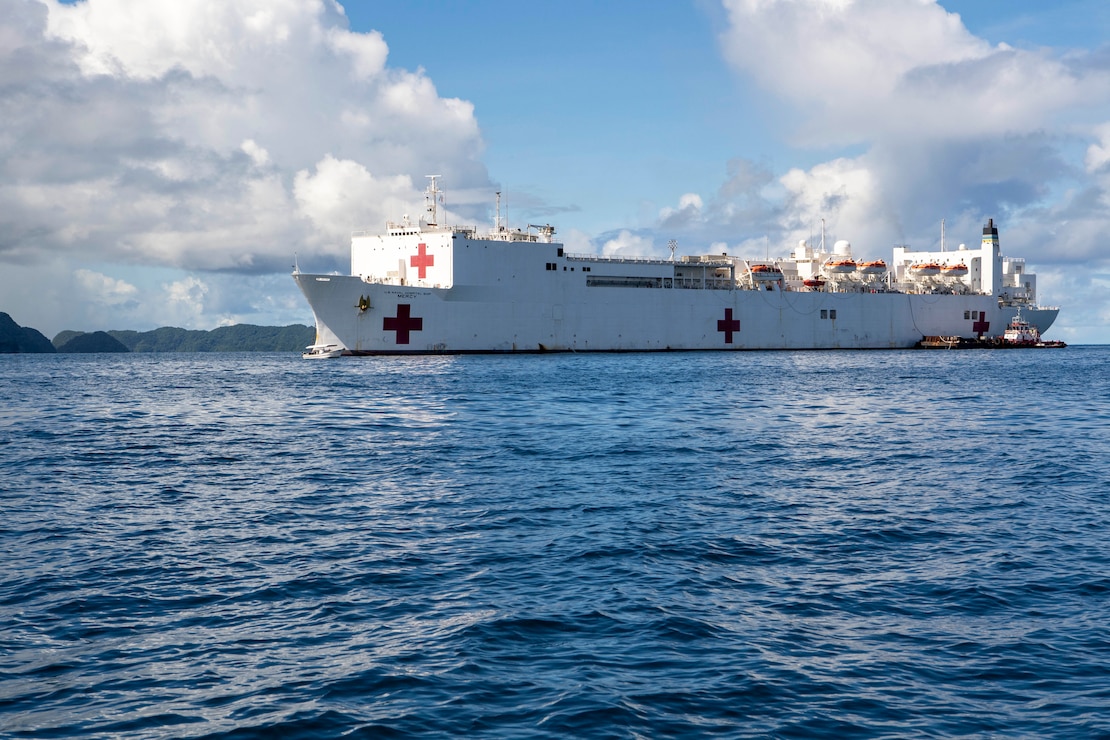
[802,278,826,290]
[825,259,856,274]
[750,264,784,281]
[910,262,942,277]
[857,260,887,276]
[941,263,969,277]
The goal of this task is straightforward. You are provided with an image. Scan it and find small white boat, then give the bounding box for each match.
[302,344,343,359]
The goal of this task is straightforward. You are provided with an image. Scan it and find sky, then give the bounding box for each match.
[2,0,1110,343]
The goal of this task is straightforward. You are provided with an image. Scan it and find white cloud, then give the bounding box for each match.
[722,0,986,107]
[0,0,491,333]
[241,139,271,168]
[166,275,208,308]
[1085,123,1110,174]
[160,275,212,327]
[678,193,703,211]
[327,27,388,81]
[657,192,703,222]
[43,0,350,83]
[600,230,660,258]
[722,0,977,143]
[293,156,416,248]
[74,268,138,304]
[778,158,881,246]
[719,0,1110,145]
[1,0,488,269]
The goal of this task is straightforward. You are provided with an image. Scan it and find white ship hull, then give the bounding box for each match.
[294,273,1057,354]
[294,184,1059,354]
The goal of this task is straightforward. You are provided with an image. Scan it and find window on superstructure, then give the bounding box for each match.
[830,310,837,320]
[964,310,970,319]
[821,309,828,319]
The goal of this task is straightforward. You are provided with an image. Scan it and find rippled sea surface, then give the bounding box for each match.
[2,348,1109,738]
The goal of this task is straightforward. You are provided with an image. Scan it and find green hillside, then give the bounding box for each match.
[48,324,315,352]
[0,312,56,353]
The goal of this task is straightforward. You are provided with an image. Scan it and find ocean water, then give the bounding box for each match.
[2,347,1109,738]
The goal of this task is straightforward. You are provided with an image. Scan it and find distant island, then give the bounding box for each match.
[1,312,314,353]
[0,313,55,353]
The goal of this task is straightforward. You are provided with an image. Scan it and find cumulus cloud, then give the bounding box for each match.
[0,0,488,276]
[166,275,208,313]
[293,156,416,251]
[1085,124,1110,173]
[74,268,138,304]
[600,230,660,258]
[719,0,1110,145]
[712,0,1110,238]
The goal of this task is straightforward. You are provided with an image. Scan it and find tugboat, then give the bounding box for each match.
[1001,312,1066,348]
[917,310,1066,349]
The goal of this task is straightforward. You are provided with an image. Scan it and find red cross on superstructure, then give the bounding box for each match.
[972,318,990,335]
[717,308,740,343]
[383,304,423,344]
[410,242,434,279]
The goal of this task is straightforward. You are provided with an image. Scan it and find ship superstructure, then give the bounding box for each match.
[293,179,1059,354]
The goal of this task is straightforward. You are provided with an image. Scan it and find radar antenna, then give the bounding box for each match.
[668,239,677,262]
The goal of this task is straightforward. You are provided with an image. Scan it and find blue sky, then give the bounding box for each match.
[3,0,1110,342]
[350,1,753,232]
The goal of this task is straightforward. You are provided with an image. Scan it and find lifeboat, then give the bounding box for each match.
[857,260,887,276]
[825,259,856,274]
[910,262,942,277]
[941,263,969,277]
[749,264,784,281]
[802,278,826,290]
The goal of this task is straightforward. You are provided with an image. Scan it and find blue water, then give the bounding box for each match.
[2,348,1109,738]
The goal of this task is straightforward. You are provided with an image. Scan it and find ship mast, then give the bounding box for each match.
[424,175,440,226]
[941,218,946,252]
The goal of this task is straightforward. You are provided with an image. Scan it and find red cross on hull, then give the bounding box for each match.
[410,243,434,279]
[717,308,740,343]
[383,304,423,344]
[972,319,990,335]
